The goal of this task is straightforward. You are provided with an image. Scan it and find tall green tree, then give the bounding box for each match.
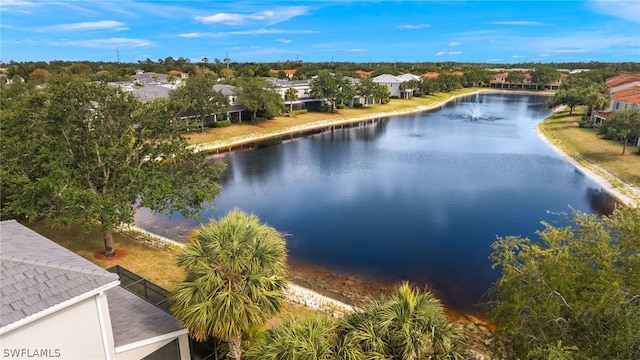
[339,282,466,359]
[171,209,288,360]
[531,65,560,90]
[548,88,584,114]
[420,78,440,95]
[357,77,378,107]
[1,75,225,256]
[598,108,640,155]
[310,71,341,112]
[486,207,640,359]
[583,85,609,123]
[169,75,229,132]
[284,87,298,113]
[236,77,283,121]
[506,71,525,89]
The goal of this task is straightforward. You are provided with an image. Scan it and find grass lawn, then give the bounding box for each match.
[23,220,327,324]
[539,106,640,190]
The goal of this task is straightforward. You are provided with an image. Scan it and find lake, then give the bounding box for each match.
[135,93,616,314]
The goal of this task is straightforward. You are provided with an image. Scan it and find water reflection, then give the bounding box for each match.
[135,93,618,314]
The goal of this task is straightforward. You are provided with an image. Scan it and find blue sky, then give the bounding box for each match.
[1,0,639,64]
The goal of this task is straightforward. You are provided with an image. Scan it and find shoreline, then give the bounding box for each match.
[535,124,639,208]
[129,88,640,314]
[192,89,551,154]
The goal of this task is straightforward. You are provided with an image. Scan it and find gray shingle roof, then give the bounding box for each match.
[107,286,185,348]
[0,220,119,329]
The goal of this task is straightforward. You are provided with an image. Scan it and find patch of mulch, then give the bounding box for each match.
[94,249,128,260]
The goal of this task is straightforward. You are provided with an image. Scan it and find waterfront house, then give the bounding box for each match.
[0,220,190,360]
[373,73,421,98]
[594,74,640,146]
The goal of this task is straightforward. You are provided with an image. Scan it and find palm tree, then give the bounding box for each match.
[171,209,288,360]
[284,87,298,114]
[246,316,340,360]
[339,282,466,359]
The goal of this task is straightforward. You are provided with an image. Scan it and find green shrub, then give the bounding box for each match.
[336,104,346,109]
[211,120,232,128]
[291,109,308,116]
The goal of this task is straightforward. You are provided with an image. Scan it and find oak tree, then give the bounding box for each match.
[1,75,225,256]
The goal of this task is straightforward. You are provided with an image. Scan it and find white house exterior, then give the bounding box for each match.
[594,74,640,146]
[372,74,404,98]
[372,73,420,98]
[0,220,190,360]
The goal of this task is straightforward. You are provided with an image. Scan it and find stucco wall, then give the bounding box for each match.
[1,295,109,359]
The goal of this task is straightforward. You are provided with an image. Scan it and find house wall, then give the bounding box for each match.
[609,81,640,94]
[1,295,109,359]
[612,100,640,111]
[377,82,401,97]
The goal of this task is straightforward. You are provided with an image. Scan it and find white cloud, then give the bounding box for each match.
[347,48,366,52]
[448,51,462,55]
[553,48,585,54]
[50,37,155,49]
[196,6,308,26]
[179,28,316,38]
[588,0,640,23]
[398,24,430,29]
[179,33,201,38]
[435,51,445,56]
[42,20,128,32]
[489,21,542,25]
[275,38,292,44]
[512,55,526,58]
[449,42,460,47]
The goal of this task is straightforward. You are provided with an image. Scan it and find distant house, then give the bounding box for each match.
[372,73,420,98]
[594,74,640,146]
[421,72,439,79]
[269,69,297,79]
[355,70,373,78]
[489,71,567,90]
[267,78,326,111]
[0,220,190,360]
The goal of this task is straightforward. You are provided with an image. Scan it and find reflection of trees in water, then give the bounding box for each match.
[586,187,618,216]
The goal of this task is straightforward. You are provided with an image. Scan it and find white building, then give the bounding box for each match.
[0,220,190,360]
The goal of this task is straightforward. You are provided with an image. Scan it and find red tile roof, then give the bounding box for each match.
[451,71,464,76]
[610,85,640,105]
[606,74,640,89]
[355,70,373,77]
[421,72,439,79]
[270,69,297,75]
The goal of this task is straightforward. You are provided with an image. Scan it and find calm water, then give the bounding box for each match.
[136,93,616,313]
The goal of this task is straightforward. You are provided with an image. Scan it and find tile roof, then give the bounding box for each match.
[372,74,403,83]
[107,286,185,348]
[0,220,119,330]
[421,72,439,79]
[610,85,640,105]
[131,84,171,101]
[355,70,373,77]
[269,69,297,75]
[606,74,640,89]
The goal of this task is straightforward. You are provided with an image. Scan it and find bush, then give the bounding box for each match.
[353,103,364,108]
[336,104,346,109]
[211,120,231,128]
[291,109,308,116]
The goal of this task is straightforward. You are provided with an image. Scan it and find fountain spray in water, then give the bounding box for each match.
[466,103,483,121]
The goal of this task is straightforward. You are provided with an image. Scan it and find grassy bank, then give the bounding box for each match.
[539,106,640,192]
[184,88,480,148]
